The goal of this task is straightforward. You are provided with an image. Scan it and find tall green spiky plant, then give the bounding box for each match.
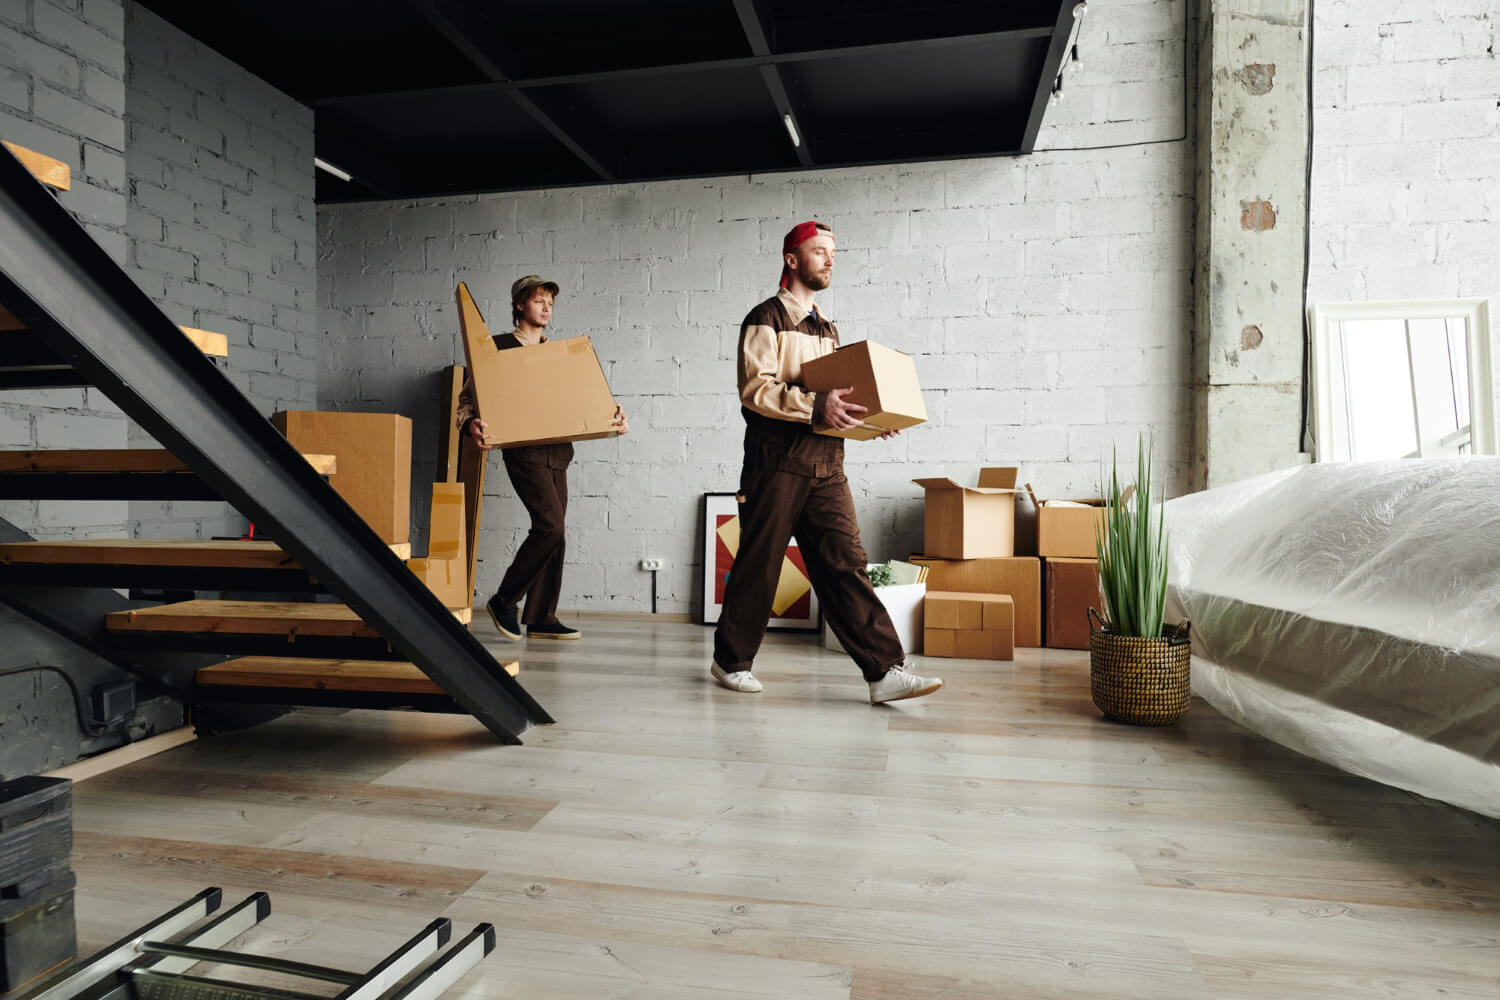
[1095,436,1168,638]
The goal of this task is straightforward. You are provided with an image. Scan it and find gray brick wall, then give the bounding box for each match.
[0,0,186,779]
[317,1,1194,616]
[0,0,130,540]
[123,2,316,540]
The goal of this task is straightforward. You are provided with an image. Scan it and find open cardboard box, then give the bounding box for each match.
[456,282,620,449]
[912,467,1020,559]
[800,340,927,440]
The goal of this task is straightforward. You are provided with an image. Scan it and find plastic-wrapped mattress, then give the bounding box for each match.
[1164,458,1500,818]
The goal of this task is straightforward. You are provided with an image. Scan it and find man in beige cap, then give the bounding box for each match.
[711,221,942,704]
[457,275,628,640]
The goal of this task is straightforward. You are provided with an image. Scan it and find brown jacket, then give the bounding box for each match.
[456,330,573,470]
[737,288,843,478]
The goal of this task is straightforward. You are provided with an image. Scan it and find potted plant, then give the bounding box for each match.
[1088,438,1191,725]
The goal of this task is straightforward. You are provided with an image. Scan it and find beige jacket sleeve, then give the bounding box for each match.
[455,372,476,431]
[739,323,815,423]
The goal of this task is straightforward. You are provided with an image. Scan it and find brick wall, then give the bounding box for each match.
[123,3,317,540]
[317,0,1194,616]
[1308,2,1497,302]
[0,0,130,540]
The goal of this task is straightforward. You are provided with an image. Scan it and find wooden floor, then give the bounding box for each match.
[70,616,1500,998]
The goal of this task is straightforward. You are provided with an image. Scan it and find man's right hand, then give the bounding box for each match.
[468,417,492,451]
[815,386,868,431]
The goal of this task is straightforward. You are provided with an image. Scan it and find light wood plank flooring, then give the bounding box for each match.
[69,615,1500,998]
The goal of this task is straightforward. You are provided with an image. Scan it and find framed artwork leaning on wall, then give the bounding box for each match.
[700,492,821,632]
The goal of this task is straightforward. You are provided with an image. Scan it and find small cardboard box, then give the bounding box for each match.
[911,468,1020,559]
[272,410,412,544]
[1045,557,1101,650]
[824,579,925,656]
[1037,499,1108,558]
[923,591,1014,660]
[456,282,620,449]
[407,556,469,610]
[428,483,465,561]
[799,340,928,440]
[909,554,1041,647]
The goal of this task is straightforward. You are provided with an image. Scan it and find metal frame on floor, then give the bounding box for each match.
[0,147,550,743]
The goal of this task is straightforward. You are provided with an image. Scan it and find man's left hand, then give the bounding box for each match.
[612,404,630,435]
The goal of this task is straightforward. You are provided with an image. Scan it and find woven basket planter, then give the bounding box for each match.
[1087,610,1191,726]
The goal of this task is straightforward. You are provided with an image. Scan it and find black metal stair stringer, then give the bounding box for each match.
[0,147,551,743]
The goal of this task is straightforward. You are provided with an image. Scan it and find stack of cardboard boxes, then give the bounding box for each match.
[906,468,1106,659]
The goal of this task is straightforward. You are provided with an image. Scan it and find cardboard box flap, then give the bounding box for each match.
[912,477,1017,495]
[977,467,1018,489]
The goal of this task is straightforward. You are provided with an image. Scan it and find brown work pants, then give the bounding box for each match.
[495,456,566,625]
[713,466,904,682]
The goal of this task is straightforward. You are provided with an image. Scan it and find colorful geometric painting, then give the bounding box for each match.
[701,493,820,630]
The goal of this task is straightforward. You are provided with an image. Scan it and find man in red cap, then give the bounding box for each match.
[711,221,942,704]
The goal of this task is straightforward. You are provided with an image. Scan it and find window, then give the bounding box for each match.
[1309,299,1495,462]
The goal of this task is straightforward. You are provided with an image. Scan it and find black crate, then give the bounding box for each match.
[0,861,71,904]
[0,778,71,833]
[0,888,75,993]
[0,872,74,920]
[0,815,71,894]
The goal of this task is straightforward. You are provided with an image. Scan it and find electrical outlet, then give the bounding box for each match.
[639,557,664,571]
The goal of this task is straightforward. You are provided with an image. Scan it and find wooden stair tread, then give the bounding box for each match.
[4,141,69,191]
[197,655,518,693]
[0,538,411,567]
[0,310,228,357]
[107,599,469,636]
[0,449,336,475]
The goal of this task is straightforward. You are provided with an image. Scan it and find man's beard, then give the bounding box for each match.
[800,269,831,291]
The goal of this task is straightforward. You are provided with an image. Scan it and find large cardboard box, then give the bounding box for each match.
[800,340,927,440]
[911,467,1020,559]
[1045,557,1101,650]
[824,580,925,656]
[456,283,620,449]
[923,591,1014,660]
[1037,499,1108,558]
[407,556,469,609]
[272,410,412,544]
[909,554,1041,647]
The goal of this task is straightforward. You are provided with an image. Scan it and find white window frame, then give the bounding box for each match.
[1308,298,1496,462]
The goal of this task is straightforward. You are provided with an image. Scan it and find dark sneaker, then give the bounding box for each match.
[486,596,522,640]
[527,622,582,640]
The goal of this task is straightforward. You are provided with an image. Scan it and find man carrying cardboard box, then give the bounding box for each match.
[457,275,629,641]
[711,221,942,704]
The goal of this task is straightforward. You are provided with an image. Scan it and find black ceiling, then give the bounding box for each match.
[136,0,1077,203]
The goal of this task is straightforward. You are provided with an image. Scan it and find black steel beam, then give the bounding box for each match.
[0,146,550,743]
[731,0,814,168]
[0,367,88,388]
[108,632,408,662]
[305,27,1054,109]
[1019,2,1078,153]
[409,0,614,181]
[0,563,325,592]
[0,472,236,500]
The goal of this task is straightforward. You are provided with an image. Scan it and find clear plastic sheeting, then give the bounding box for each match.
[1164,458,1500,818]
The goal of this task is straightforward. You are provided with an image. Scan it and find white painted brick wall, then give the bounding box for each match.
[1308,0,1499,429]
[122,4,316,540]
[317,0,1194,616]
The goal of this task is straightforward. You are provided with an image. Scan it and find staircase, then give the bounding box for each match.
[0,143,546,744]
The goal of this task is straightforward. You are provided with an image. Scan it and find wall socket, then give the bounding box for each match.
[639,558,664,571]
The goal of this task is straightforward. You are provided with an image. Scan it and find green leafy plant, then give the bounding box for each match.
[1095,436,1168,638]
[867,563,896,588]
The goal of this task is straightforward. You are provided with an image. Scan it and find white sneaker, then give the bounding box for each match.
[869,664,942,704]
[711,662,763,693]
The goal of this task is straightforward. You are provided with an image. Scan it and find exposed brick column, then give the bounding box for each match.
[1191,0,1311,489]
